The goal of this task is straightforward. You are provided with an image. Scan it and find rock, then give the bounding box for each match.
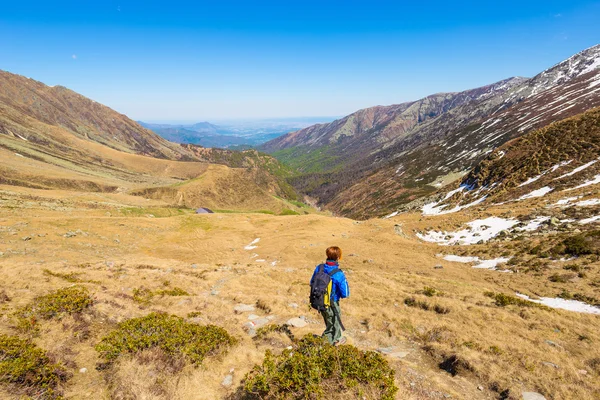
[287,317,308,328]
[234,304,255,313]
[64,231,77,238]
[544,340,562,349]
[434,265,443,269]
[248,314,260,320]
[477,385,484,391]
[79,368,87,374]
[191,264,198,269]
[210,290,219,296]
[288,302,299,309]
[221,374,233,387]
[243,317,270,334]
[578,369,588,375]
[114,239,120,243]
[394,224,407,237]
[549,217,560,226]
[541,361,559,369]
[522,392,547,400]
[377,347,408,358]
[22,236,32,241]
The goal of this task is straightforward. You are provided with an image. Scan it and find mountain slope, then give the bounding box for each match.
[0,71,194,160]
[263,44,600,218]
[0,70,300,211]
[425,106,600,213]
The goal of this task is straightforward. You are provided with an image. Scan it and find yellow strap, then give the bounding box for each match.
[324,281,332,307]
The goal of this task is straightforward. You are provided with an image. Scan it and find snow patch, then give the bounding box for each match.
[566,175,600,191]
[442,254,511,270]
[244,238,260,250]
[579,215,600,225]
[516,293,600,315]
[556,159,598,179]
[383,211,399,219]
[417,217,518,246]
[553,196,582,206]
[518,186,553,200]
[516,217,550,232]
[576,198,600,207]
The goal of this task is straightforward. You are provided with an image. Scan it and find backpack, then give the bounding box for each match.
[309,264,340,312]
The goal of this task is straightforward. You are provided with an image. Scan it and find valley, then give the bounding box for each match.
[0,44,599,400]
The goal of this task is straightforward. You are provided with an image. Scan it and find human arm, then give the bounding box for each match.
[336,271,350,299]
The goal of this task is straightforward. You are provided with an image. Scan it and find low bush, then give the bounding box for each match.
[0,334,70,399]
[483,291,550,310]
[14,286,93,333]
[95,313,237,365]
[405,297,450,314]
[242,334,398,399]
[254,324,295,342]
[422,286,438,297]
[279,208,300,216]
[132,286,189,303]
[552,234,596,256]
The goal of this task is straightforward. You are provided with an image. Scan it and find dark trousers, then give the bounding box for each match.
[320,300,342,344]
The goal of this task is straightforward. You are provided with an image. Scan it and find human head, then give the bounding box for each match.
[326,246,342,261]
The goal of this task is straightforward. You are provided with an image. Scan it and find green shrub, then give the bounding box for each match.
[43,269,81,283]
[14,286,93,332]
[553,235,594,256]
[132,287,154,303]
[155,287,190,296]
[422,286,438,297]
[279,208,300,216]
[0,334,69,399]
[242,335,398,399]
[95,313,237,365]
[549,273,573,283]
[484,291,550,310]
[187,311,202,318]
[254,324,295,342]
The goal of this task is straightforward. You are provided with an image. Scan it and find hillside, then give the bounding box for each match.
[415,106,600,216]
[263,45,600,219]
[0,70,300,213]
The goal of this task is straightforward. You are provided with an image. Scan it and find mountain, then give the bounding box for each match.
[0,70,300,212]
[262,45,600,219]
[0,71,195,160]
[417,106,600,215]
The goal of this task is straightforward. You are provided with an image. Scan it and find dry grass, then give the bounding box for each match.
[0,183,599,399]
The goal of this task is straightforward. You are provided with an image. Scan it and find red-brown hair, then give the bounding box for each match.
[326,246,342,261]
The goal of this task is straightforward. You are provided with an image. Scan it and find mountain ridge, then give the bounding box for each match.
[262,44,600,219]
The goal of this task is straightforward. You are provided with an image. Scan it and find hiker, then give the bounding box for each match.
[309,246,349,345]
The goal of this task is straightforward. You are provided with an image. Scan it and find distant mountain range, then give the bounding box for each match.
[261,44,600,219]
[139,118,335,149]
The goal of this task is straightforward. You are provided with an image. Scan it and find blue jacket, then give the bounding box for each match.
[310,261,349,302]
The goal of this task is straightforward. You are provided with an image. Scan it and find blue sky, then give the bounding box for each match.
[1,1,599,121]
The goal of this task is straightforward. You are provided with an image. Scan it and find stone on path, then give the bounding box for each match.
[522,392,546,400]
[377,346,410,359]
[234,304,255,313]
[243,317,270,335]
[286,317,307,328]
[221,374,233,387]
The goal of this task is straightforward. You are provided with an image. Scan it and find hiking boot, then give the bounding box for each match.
[334,336,347,346]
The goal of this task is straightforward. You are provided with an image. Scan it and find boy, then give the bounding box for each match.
[310,246,350,345]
